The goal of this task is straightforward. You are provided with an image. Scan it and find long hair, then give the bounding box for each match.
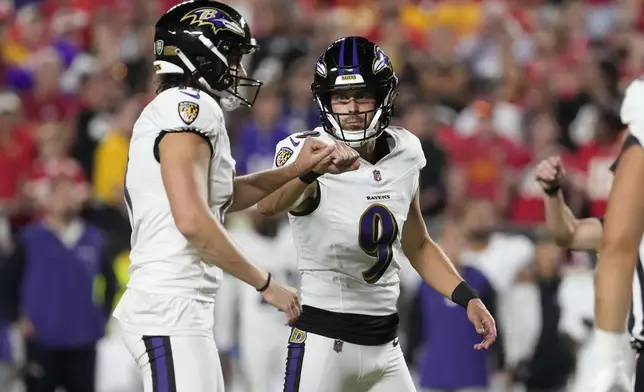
[155,73,196,94]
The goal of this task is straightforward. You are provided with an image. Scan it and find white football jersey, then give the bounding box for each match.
[621,78,644,145]
[272,127,426,315]
[122,87,235,302]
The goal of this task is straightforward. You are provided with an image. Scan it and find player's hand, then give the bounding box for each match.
[535,156,565,191]
[589,362,632,392]
[293,137,337,174]
[313,142,360,174]
[261,279,301,325]
[466,299,497,350]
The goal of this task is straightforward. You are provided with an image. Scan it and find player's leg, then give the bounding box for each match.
[283,328,351,392]
[120,333,152,391]
[122,332,224,392]
[169,335,224,391]
[364,340,416,392]
[122,333,173,392]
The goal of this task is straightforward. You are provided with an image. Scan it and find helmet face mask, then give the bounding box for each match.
[312,37,398,146]
[153,1,262,111]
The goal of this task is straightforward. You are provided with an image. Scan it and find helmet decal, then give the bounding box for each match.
[372,46,391,74]
[316,56,327,78]
[337,37,360,76]
[180,7,246,37]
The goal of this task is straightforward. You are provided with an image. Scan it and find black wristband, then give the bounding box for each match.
[299,171,322,184]
[451,281,479,309]
[543,184,561,196]
[256,273,272,292]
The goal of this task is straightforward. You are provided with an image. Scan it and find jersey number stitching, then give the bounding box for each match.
[358,204,399,284]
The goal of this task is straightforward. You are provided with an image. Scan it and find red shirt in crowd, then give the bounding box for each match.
[435,125,462,156]
[20,92,79,124]
[24,156,89,218]
[451,133,526,204]
[508,151,578,225]
[0,125,36,202]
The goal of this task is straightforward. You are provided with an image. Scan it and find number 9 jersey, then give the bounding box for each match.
[272,127,426,316]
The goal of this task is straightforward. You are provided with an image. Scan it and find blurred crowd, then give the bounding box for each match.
[0,0,643,391]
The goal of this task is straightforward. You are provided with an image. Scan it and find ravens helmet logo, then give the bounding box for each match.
[180,8,246,37]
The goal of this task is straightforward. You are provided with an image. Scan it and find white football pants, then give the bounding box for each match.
[122,332,224,392]
[283,327,416,392]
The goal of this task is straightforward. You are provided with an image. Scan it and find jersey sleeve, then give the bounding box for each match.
[609,133,641,173]
[415,141,427,171]
[403,128,427,170]
[406,129,427,197]
[152,89,224,162]
[621,79,644,146]
[271,134,307,169]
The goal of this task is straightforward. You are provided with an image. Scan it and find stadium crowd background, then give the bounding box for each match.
[0,0,642,391]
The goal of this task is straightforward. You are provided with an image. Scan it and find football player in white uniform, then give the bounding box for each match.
[257,37,497,392]
[112,2,357,391]
[587,78,644,392]
[535,156,633,392]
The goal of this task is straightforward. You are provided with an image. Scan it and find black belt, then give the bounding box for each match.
[293,305,398,346]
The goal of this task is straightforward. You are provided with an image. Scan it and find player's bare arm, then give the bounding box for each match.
[536,156,603,251]
[587,138,644,392]
[596,143,644,333]
[256,177,316,216]
[401,191,497,349]
[228,138,337,212]
[257,141,359,216]
[159,132,301,322]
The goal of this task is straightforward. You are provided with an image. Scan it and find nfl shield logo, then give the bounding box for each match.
[372,169,382,182]
[177,101,200,125]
